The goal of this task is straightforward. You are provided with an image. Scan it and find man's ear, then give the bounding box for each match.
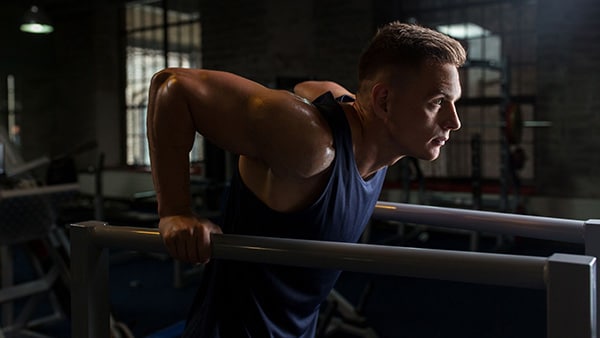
[371,83,389,120]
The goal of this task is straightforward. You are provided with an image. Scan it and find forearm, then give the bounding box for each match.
[147,71,196,217]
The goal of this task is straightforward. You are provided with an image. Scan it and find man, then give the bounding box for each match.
[147,21,465,337]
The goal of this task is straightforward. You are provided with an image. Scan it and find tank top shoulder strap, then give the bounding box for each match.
[311,92,352,145]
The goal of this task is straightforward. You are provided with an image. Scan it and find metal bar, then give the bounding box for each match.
[1,246,14,327]
[88,223,546,289]
[70,221,110,338]
[91,225,165,253]
[373,201,585,243]
[0,183,79,198]
[585,220,600,332]
[211,233,547,289]
[162,0,169,68]
[0,267,58,303]
[546,254,597,338]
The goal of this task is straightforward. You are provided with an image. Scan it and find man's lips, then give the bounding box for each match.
[432,136,448,146]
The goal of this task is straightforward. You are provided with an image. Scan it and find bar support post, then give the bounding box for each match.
[585,219,600,331]
[546,253,596,338]
[70,221,110,338]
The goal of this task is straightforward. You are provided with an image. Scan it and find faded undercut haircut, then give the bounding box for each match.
[358,21,467,84]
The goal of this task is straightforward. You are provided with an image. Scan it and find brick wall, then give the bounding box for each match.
[200,0,374,90]
[5,0,599,201]
[536,0,600,198]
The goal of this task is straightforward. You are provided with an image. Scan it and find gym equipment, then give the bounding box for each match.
[317,288,378,338]
[0,184,79,337]
[0,149,135,338]
[471,134,482,211]
[466,101,552,146]
[502,102,551,144]
[5,139,96,180]
[70,203,600,338]
[505,102,523,145]
[372,201,584,243]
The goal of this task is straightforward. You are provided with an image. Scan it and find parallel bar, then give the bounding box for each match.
[212,233,547,289]
[374,201,585,243]
[90,224,546,289]
[92,225,165,253]
[90,202,586,248]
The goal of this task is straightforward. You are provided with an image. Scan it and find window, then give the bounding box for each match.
[124,0,202,167]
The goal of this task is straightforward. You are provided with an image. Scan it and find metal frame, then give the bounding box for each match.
[0,183,79,337]
[70,202,598,338]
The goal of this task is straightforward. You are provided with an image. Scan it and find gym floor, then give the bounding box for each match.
[13,219,584,338]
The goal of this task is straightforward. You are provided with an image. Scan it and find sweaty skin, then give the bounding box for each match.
[147,69,339,262]
[147,64,461,264]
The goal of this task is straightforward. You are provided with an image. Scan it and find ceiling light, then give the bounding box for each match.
[20,5,54,34]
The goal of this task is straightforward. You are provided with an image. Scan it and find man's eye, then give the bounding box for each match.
[433,98,444,105]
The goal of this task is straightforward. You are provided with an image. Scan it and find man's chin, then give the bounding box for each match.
[411,147,440,161]
[421,151,440,162]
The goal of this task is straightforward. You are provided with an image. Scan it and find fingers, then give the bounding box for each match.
[183,226,209,264]
[159,215,222,264]
[169,224,209,264]
[182,227,198,263]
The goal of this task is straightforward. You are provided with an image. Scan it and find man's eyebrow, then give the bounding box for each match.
[437,88,461,101]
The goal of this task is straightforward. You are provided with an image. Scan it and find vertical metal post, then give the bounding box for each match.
[499,58,512,213]
[94,153,105,221]
[585,219,600,331]
[546,253,596,338]
[70,221,110,338]
[470,132,482,251]
[162,0,169,68]
[1,246,14,327]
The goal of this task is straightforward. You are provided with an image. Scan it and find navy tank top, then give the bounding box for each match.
[183,92,387,337]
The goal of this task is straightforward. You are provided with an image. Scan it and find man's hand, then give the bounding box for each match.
[158,215,223,264]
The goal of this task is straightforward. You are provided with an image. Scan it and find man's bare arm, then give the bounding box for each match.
[148,69,330,215]
[146,68,334,262]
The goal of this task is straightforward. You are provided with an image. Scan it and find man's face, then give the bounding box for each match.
[384,62,462,161]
